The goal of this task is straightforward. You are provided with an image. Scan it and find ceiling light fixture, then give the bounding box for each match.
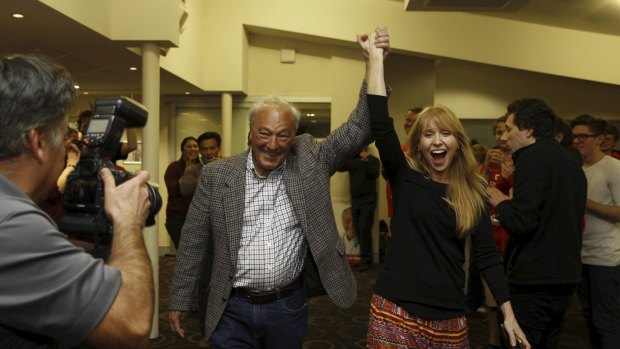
[12,13,24,19]
[184,91,190,95]
[74,84,80,89]
[129,67,137,71]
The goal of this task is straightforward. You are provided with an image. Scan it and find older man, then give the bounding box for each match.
[169,27,390,348]
[0,54,154,348]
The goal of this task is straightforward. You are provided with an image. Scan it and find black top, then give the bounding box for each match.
[339,155,380,198]
[367,94,508,320]
[496,138,587,286]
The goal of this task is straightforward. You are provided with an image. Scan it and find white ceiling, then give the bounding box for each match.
[1,0,620,97]
[0,0,201,96]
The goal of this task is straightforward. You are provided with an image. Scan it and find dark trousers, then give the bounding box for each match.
[351,194,376,266]
[165,215,186,249]
[577,264,620,349]
[499,284,575,349]
[210,287,308,349]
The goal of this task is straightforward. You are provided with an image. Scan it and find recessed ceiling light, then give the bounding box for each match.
[12,13,24,19]
[184,91,190,95]
[83,92,89,95]
[74,84,80,89]
[129,67,137,71]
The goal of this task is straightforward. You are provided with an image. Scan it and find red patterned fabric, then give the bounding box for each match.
[367,294,469,349]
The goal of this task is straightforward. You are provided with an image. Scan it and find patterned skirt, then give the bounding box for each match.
[367,294,469,349]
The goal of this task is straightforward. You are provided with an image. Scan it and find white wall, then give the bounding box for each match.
[435,60,620,121]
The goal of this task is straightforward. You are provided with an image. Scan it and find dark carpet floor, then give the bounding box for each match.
[150,255,589,348]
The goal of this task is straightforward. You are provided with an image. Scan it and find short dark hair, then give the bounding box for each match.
[506,98,557,139]
[492,114,508,131]
[197,131,222,147]
[605,125,619,141]
[0,54,76,160]
[570,114,607,136]
[554,118,573,148]
[77,109,93,128]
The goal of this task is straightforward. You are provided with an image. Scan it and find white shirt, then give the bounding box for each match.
[582,155,620,266]
[233,151,306,290]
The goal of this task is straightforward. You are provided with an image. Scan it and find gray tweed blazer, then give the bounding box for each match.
[170,81,372,339]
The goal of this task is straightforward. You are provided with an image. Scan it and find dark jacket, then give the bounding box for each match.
[496,138,587,286]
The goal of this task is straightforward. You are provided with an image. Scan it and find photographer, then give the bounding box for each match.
[0,54,154,348]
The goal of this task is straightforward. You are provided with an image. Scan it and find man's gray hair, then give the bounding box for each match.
[248,95,301,131]
[0,54,76,160]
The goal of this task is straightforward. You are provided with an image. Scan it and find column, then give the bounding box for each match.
[142,42,160,339]
[221,92,233,157]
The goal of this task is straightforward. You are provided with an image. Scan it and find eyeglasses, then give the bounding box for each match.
[573,134,599,141]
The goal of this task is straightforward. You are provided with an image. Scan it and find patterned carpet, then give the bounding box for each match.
[150,255,589,348]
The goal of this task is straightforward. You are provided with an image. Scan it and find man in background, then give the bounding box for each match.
[403,107,423,140]
[488,98,587,349]
[0,54,154,348]
[601,124,620,160]
[571,115,620,349]
[339,146,380,271]
[198,131,223,164]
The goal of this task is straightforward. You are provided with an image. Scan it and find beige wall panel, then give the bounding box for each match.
[384,54,436,142]
[42,0,181,44]
[160,0,208,91]
[247,36,331,96]
[435,60,620,121]
[186,0,620,92]
[328,56,367,201]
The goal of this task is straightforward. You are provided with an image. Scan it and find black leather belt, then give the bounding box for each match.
[231,277,302,304]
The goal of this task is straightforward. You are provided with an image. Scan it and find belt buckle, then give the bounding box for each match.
[247,290,267,304]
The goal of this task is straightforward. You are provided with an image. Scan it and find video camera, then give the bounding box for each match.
[59,97,162,235]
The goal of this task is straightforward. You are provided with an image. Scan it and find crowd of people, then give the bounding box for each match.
[1,24,619,349]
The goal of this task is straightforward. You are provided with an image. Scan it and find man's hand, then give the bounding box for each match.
[374,26,390,59]
[358,32,384,62]
[169,310,188,338]
[100,168,151,228]
[359,148,370,160]
[358,26,389,60]
[486,148,505,166]
[501,156,514,179]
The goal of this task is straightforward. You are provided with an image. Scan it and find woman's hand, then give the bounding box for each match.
[500,302,531,349]
[65,142,81,167]
[358,26,389,61]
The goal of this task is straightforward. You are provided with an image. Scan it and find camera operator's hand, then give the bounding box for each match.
[100,168,151,228]
[87,168,154,348]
